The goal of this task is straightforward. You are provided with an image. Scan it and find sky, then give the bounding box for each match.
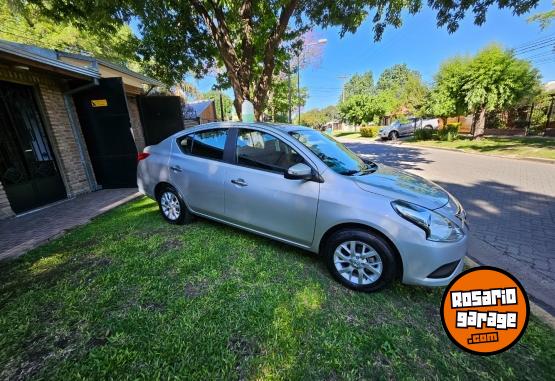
[192,0,555,111]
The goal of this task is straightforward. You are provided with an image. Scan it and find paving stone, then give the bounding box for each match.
[344,139,555,313]
[0,189,140,260]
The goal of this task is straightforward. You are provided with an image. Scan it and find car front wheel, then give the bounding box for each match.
[324,229,397,292]
[157,186,194,225]
[388,131,399,140]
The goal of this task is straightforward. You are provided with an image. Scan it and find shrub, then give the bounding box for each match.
[437,123,460,141]
[414,128,434,141]
[360,126,380,137]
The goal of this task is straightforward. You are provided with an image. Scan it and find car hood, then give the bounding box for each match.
[353,164,449,210]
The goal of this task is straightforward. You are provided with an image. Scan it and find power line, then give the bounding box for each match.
[512,33,555,51]
[514,40,555,55]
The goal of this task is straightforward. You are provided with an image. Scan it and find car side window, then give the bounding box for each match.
[235,129,305,173]
[178,128,227,160]
[177,134,194,154]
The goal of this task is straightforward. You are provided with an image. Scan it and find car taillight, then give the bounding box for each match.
[137,152,150,162]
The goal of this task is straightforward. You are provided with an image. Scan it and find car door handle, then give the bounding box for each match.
[231,178,248,187]
[170,165,182,172]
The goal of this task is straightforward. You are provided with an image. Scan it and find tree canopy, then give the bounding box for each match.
[528,1,554,29]
[15,0,540,120]
[424,44,542,138]
[376,64,428,115]
[342,71,374,102]
[0,0,138,67]
[422,57,470,122]
[301,105,338,128]
[266,76,308,123]
[338,64,427,125]
[463,45,542,137]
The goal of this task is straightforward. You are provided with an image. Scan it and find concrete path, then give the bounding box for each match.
[341,139,555,315]
[0,189,140,261]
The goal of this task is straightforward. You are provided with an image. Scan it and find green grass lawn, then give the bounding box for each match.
[332,131,362,139]
[1,198,554,380]
[405,136,555,160]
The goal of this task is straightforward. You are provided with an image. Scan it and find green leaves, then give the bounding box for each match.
[423,56,470,118]
[463,45,541,111]
[426,44,542,119]
[339,65,428,124]
[343,71,374,101]
[300,106,338,128]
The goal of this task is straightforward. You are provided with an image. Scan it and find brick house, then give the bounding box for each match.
[0,40,165,219]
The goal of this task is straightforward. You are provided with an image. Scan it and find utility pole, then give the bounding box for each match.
[219,91,225,121]
[297,53,301,124]
[294,38,327,125]
[338,75,348,103]
[288,60,292,123]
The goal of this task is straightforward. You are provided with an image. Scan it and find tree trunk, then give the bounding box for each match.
[473,107,486,140]
[441,116,448,128]
[191,0,298,123]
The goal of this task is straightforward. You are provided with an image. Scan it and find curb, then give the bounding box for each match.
[464,257,555,330]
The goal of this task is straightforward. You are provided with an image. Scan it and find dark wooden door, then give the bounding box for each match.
[138,95,184,146]
[73,78,137,188]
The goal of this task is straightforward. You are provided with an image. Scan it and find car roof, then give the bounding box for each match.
[192,121,312,133]
[164,121,314,145]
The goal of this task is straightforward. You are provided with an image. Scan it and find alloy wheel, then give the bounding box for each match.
[160,191,181,221]
[333,240,383,285]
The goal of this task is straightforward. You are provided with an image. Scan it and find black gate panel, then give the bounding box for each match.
[137,96,184,146]
[73,78,137,188]
[0,80,67,213]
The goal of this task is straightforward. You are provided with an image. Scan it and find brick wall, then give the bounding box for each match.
[37,80,91,195]
[127,95,146,151]
[0,64,93,218]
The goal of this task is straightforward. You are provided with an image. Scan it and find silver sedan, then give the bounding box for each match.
[137,122,468,292]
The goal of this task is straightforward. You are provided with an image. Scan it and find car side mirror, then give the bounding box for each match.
[284,163,313,181]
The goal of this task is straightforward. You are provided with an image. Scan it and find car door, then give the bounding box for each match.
[224,128,320,247]
[401,118,415,136]
[169,128,229,218]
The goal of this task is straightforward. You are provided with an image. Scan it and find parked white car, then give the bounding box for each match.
[379,117,440,140]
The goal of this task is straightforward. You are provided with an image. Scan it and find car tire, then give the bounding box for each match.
[388,131,398,140]
[323,229,397,292]
[157,185,195,225]
[424,125,433,130]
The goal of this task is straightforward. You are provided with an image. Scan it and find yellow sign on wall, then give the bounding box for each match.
[91,99,108,107]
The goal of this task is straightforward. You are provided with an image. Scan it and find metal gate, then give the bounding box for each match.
[0,80,67,213]
[73,78,137,188]
[137,95,184,146]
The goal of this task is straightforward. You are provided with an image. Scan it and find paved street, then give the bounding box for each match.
[341,139,555,314]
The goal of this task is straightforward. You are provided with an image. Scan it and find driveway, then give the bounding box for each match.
[341,138,555,315]
[0,189,140,261]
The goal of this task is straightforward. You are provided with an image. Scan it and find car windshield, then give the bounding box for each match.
[290,129,375,176]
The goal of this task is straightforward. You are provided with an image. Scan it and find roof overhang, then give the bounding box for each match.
[96,58,164,87]
[0,40,100,80]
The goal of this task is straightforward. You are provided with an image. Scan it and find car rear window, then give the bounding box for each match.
[177,128,228,160]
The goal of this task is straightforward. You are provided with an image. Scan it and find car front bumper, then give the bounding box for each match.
[399,233,468,286]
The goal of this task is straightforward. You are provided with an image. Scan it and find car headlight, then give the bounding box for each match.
[391,200,464,242]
